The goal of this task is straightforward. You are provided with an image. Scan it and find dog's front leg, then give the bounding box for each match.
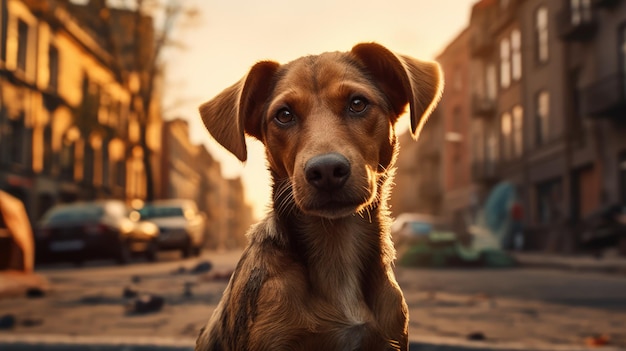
[369,276,409,351]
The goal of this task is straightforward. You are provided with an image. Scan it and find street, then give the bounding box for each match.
[1,251,626,349]
[0,251,241,340]
[398,267,626,347]
[399,267,626,311]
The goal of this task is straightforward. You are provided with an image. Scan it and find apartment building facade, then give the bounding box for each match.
[359,0,625,252]
[467,0,626,252]
[0,0,161,223]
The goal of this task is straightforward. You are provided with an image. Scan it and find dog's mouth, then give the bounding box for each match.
[286,153,378,219]
[298,194,371,219]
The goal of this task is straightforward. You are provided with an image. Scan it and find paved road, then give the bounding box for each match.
[393,265,626,348]
[1,250,626,349]
[33,251,626,311]
[397,267,626,311]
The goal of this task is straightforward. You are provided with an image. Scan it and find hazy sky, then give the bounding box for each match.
[164,0,477,219]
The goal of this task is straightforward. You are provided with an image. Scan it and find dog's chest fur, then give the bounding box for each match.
[298,216,379,323]
[260,212,392,349]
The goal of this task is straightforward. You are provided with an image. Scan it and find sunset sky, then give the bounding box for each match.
[164,0,478,219]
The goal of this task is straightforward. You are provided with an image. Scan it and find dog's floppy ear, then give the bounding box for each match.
[199,61,280,162]
[351,43,444,140]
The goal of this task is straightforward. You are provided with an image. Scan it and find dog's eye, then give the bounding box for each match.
[349,97,368,114]
[275,108,295,125]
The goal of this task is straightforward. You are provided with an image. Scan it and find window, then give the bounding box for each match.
[499,30,521,88]
[48,45,59,91]
[536,178,563,224]
[499,106,524,160]
[621,25,626,75]
[102,141,110,187]
[0,103,6,165]
[114,160,125,188]
[571,0,592,25]
[9,117,24,165]
[472,120,484,163]
[501,112,512,161]
[452,106,462,132]
[16,19,29,73]
[60,138,76,181]
[452,69,463,92]
[619,152,626,205]
[535,91,550,146]
[43,124,53,173]
[500,38,511,88]
[536,6,549,64]
[512,105,523,158]
[84,142,95,186]
[511,30,522,81]
[486,63,497,99]
[486,123,499,166]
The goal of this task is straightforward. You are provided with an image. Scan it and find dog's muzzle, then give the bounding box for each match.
[304,153,351,192]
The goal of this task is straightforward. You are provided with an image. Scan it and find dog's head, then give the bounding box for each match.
[200,43,443,219]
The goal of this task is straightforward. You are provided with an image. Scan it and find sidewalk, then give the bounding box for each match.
[511,252,626,275]
[0,271,49,299]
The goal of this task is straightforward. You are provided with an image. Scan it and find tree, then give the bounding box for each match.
[104,0,198,201]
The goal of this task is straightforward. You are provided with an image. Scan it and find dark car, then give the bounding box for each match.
[138,199,206,258]
[579,203,626,256]
[35,200,159,265]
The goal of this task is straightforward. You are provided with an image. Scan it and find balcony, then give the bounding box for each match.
[591,0,621,8]
[471,160,499,183]
[489,2,518,33]
[470,29,494,58]
[557,6,598,41]
[581,73,626,119]
[471,94,497,118]
[22,0,66,16]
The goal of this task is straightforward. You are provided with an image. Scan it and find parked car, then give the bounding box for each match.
[391,213,456,245]
[579,203,626,256]
[138,199,206,258]
[35,200,159,265]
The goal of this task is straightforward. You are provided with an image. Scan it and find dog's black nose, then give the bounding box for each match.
[305,153,351,191]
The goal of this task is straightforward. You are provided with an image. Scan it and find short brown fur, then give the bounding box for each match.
[196,43,443,351]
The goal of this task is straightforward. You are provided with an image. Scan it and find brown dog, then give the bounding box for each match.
[196,43,443,351]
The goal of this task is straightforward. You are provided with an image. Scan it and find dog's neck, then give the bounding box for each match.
[269,172,396,305]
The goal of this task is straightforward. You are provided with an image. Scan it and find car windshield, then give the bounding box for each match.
[139,205,184,219]
[44,204,104,223]
[408,221,433,235]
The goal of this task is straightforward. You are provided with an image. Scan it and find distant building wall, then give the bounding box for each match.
[0,0,161,223]
[463,0,626,253]
[161,118,252,249]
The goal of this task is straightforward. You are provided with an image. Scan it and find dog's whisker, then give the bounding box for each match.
[273,180,297,217]
[278,192,296,217]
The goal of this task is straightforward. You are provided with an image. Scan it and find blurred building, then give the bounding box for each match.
[224,178,253,249]
[411,0,626,253]
[160,118,253,249]
[160,119,201,201]
[436,28,477,233]
[0,0,165,224]
[2,0,121,218]
[391,109,444,217]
